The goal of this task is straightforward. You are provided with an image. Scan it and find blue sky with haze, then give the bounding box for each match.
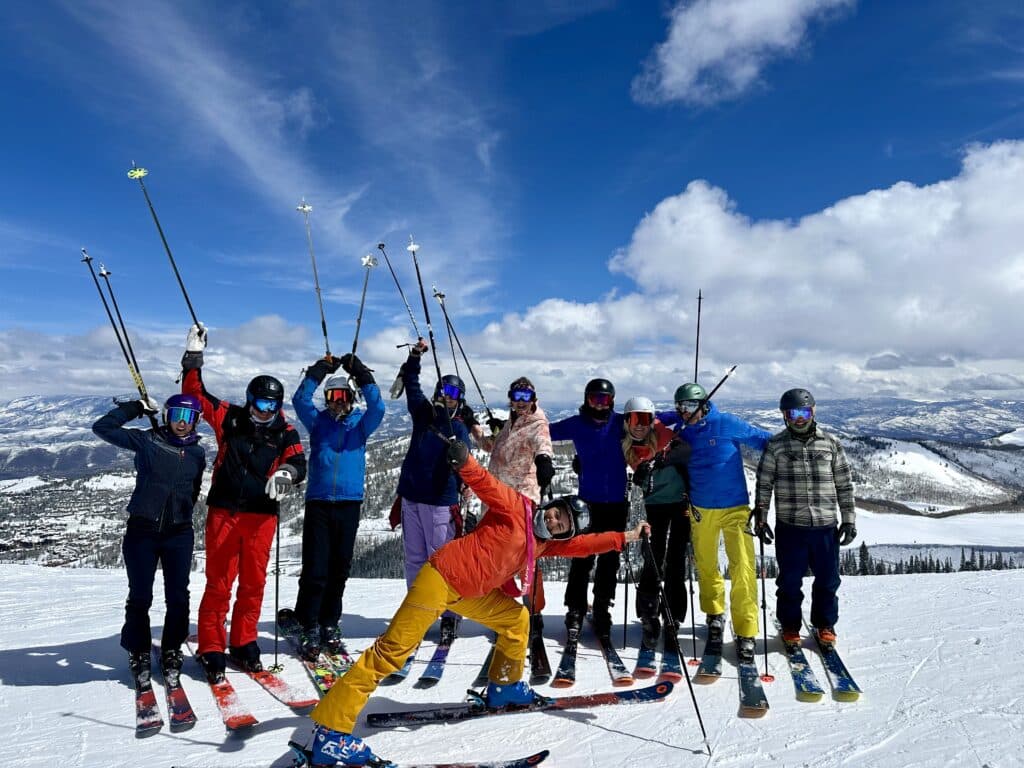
[3,1,1024,407]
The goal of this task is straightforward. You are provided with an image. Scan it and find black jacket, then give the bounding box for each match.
[92,402,207,531]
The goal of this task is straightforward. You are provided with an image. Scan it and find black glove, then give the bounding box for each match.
[409,338,428,357]
[662,438,691,467]
[632,460,652,492]
[571,454,581,476]
[447,439,470,470]
[749,507,774,544]
[307,358,334,384]
[838,522,857,546]
[535,455,555,491]
[464,511,479,534]
[487,416,506,434]
[339,353,374,387]
[181,351,204,371]
[460,405,479,428]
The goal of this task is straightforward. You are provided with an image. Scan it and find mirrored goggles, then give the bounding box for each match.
[166,407,200,425]
[785,406,813,422]
[627,412,653,426]
[250,397,281,414]
[510,388,535,403]
[440,383,463,400]
[586,392,613,407]
[675,399,701,412]
[325,388,354,404]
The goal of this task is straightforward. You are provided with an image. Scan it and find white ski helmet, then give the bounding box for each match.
[623,396,656,415]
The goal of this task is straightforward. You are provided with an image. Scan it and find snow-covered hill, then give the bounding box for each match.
[0,563,1021,767]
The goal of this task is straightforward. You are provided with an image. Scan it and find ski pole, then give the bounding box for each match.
[269,511,283,674]
[758,535,774,683]
[431,286,495,423]
[686,540,699,664]
[376,242,421,338]
[406,236,455,433]
[693,289,703,382]
[81,250,156,424]
[640,531,711,755]
[432,287,461,379]
[296,199,331,357]
[352,254,378,355]
[126,164,201,327]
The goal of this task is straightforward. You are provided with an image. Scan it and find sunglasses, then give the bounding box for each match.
[587,392,613,407]
[676,399,702,412]
[326,388,353,404]
[627,412,653,426]
[440,383,463,400]
[785,406,813,421]
[510,389,535,403]
[250,397,281,414]
[166,406,200,425]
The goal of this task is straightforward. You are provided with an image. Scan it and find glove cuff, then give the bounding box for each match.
[181,351,204,371]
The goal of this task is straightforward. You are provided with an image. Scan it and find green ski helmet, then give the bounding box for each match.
[674,383,707,403]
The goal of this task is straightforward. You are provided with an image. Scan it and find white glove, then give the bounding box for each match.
[140,396,161,415]
[186,323,208,352]
[265,468,295,500]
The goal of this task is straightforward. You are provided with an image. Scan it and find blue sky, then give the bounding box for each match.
[3,0,1024,408]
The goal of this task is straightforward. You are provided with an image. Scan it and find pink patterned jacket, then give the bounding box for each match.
[486,405,553,504]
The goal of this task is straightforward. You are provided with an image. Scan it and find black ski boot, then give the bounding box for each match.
[129,651,151,686]
[199,651,226,684]
[707,613,725,644]
[160,648,184,684]
[229,641,263,673]
[736,635,756,664]
[564,609,584,642]
[591,600,612,641]
[439,615,459,646]
[636,592,661,651]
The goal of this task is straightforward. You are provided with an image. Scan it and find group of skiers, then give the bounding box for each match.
[92,322,857,766]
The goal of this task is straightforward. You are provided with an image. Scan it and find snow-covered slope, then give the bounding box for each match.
[0,563,1021,768]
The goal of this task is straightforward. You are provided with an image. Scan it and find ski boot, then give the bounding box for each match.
[706,613,725,644]
[299,625,322,662]
[228,641,264,673]
[320,624,345,657]
[636,592,661,651]
[780,628,801,647]
[564,608,584,643]
[815,626,837,647]
[310,722,381,766]
[199,651,226,684]
[483,680,541,709]
[735,635,756,664]
[160,647,184,684]
[591,603,613,641]
[439,615,459,646]
[129,651,151,686]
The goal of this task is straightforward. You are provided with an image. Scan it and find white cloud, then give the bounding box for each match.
[632,0,855,106]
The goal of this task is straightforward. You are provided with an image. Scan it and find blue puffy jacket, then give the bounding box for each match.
[396,355,471,506]
[92,401,206,531]
[549,409,627,503]
[660,402,771,509]
[291,376,385,502]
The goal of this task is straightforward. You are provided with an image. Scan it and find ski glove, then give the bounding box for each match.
[265,465,298,500]
[459,405,479,428]
[139,396,161,415]
[339,353,374,387]
[446,439,470,470]
[487,416,505,435]
[662,438,691,468]
[535,454,555,492]
[181,351,204,371]
[632,461,654,495]
[571,454,581,476]
[409,338,428,357]
[837,522,857,546]
[186,323,208,352]
[463,511,479,534]
[307,358,335,384]
[749,507,774,544]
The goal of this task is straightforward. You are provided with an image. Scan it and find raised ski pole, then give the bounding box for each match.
[693,289,703,382]
[640,531,711,756]
[431,287,496,423]
[296,199,332,357]
[407,236,455,432]
[432,287,461,378]
[376,242,421,338]
[352,254,378,355]
[126,164,201,327]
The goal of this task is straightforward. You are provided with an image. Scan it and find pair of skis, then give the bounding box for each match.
[277,608,355,695]
[185,636,318,730]
[776,619,862,702]
[633,624,684,683]
[693,624,769,717]
[133,646,198,737]
[289,742,551,768]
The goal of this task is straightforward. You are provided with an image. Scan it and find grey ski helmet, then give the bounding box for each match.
[533,495,591,541]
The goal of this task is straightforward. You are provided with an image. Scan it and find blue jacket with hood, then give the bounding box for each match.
[549,408,627,504]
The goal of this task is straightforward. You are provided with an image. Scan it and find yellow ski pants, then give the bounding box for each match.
[691,504,759,638]
[311,562,530,733]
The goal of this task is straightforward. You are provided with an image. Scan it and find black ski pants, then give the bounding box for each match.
[637,501,691,624]
[564,500,629,616]
[121,523,194,654]
[774,520,841,633]
[295,499,362,631]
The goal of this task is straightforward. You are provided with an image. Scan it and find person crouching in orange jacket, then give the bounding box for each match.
[302,440,650,766]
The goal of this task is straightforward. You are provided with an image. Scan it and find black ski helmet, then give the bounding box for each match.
[434,374,466,404]
[584,378,615,399]
[533,495,592,541]
[779,388,815,410]
[247,375,285,405]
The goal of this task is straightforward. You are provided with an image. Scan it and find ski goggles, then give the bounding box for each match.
[675,399,702,412]
[784,406,813,422]
[509,388,535,403]
[626,412,653,427]
[166,407,201,425]
[250,397,282,414]
[586,392,613,407]
[439,383,463,400]
[325,388,354,404]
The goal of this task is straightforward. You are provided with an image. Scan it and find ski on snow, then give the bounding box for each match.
[589,616,634,686]
[694,625,723,682]
[185,636,259,730]
[773,619,825,702]
[635,628,683,683]
[288,741,550,768]
[805,620,862,702]
[529,627,552,685]
[152,646,197,732]
[735,636,769,718]
[132,666,163,738]
[550,627,578,689]
[381,649,417,685]
[417,635,455,688]
[277,608,349,696]
[367,681,673,728]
